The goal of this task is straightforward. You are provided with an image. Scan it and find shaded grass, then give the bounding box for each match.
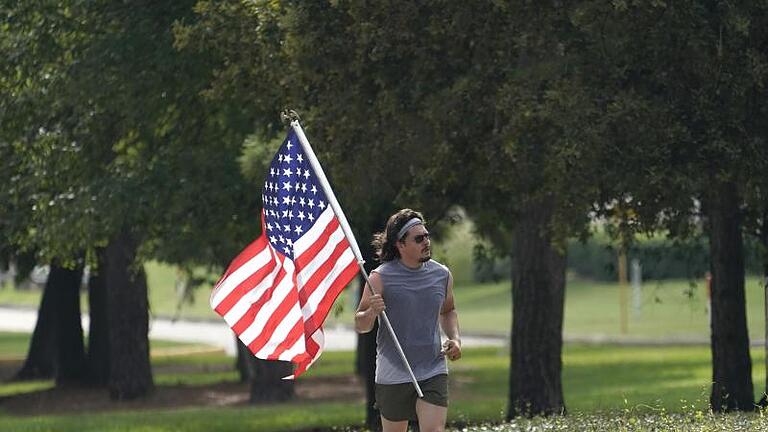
[0,334,222,395]
[0,402,364,432]
[0,332,34,357]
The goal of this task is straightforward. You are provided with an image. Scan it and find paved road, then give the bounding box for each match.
[0,306,505,356]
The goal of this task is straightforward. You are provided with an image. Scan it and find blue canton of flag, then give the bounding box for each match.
[262,131,329,259]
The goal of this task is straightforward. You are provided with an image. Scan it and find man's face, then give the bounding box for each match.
[399,224,431,263]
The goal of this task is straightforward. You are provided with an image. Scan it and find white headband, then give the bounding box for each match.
[397,218,424,239]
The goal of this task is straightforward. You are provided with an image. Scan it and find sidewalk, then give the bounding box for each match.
[0,306,506,356]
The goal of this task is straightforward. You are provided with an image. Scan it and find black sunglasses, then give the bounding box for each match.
[411,233,430,244]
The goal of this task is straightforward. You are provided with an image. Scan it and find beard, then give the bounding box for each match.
[419,250,431,263]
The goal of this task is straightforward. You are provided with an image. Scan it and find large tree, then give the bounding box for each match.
[1,3,93,386]
[358,1,607,416]
[568,1,768,411]
[1,1,259,398]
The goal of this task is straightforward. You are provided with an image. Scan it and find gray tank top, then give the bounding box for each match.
[373,259,450,384]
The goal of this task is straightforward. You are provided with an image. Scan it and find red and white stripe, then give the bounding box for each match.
[210,207,359,377]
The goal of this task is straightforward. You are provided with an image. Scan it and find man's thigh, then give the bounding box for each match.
[416,398,447,432]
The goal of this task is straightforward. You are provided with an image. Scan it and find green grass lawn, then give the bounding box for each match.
[5,406,768,432]
[1,341,767,431]
[2,228,766,430]
[452,276,768,340]
[1,214,764,341]
[0,403,364,432]
[3,262,763,341]
[0,214,763,342]
[0,332,219,398]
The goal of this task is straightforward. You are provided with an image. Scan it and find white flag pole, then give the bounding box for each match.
[291,119,424,398]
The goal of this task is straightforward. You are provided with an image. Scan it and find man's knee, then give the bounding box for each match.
[380,416,409,432]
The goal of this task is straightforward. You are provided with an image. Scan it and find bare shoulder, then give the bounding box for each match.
[368,269,384,293]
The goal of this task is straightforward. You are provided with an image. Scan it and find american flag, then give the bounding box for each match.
[210,128,359,377]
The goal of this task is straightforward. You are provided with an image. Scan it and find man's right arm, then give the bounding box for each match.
[355,272,385,333]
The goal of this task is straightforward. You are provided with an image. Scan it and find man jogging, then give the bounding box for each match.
[355,208,461,432]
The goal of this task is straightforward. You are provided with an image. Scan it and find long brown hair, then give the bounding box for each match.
[371,209,425,262]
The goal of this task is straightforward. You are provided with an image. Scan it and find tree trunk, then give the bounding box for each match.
[105,228,154,400]
[51,263,86,386]
[235,336,251,382]
[235,328,295,401]
[357,312,380,431]
[14,263,87,383]
[86,248,110,386]
[708,181,754,412]
[247,358,295,403]
[508,197,566,419]
[356,251,382,431]
[14,266,58,380]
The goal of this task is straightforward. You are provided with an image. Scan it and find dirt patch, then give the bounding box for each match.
[0,363,365,417]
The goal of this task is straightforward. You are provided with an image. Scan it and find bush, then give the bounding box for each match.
[568,237,764,282]
[471,236,765,283]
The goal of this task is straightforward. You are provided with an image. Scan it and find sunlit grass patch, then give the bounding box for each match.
[0,380,53,398]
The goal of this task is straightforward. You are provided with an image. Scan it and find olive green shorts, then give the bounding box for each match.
[374,374,448,422]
